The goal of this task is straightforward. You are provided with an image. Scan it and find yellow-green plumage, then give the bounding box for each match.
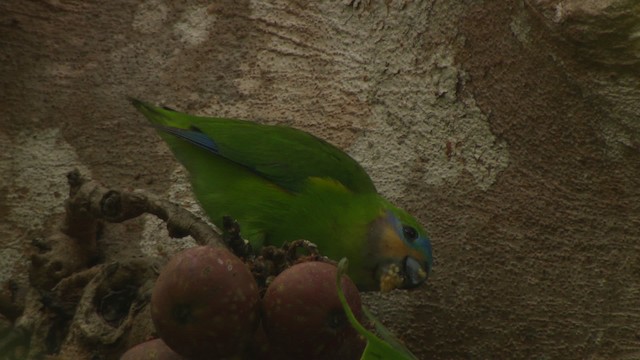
[132,99,432,290]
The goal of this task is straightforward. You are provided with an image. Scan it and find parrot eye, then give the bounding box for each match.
[402,225,419,243]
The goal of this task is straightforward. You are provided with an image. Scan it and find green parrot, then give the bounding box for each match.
[131,99,432,290]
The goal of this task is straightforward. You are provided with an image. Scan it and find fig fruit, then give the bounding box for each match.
[262,261,364,360]
[151,246,259,359]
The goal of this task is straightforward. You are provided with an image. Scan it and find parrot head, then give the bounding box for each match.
[367,206,433,290]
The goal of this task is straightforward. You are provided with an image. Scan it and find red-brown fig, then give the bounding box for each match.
[262,261,365,360]
[247,322,294,360]
[151,246,259,359]
[120,338,183,360]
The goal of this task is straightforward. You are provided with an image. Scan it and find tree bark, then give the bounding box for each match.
[1,1,639,359]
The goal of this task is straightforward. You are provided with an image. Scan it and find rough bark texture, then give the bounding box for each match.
[1,0,639,359]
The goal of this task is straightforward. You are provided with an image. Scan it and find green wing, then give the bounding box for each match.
[131,99,377,194]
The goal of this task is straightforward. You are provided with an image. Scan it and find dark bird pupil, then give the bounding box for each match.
[403,225,418,242]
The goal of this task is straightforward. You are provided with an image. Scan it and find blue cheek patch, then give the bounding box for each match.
[417,236,433,270]
[386,210,433,270]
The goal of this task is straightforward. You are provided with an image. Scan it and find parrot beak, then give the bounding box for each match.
[375,256,430,291]
[401,256,429,288]
[367,213,433,291]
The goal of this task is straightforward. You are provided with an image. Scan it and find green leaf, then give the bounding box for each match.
[336,258,420,360]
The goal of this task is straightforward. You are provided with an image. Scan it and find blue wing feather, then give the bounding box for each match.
[152,125,220,155]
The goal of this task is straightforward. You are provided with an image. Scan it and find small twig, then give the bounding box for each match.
[284,239,323,263]
[222,216,253,259]
[65,169,223,247]
[249,240,330,292]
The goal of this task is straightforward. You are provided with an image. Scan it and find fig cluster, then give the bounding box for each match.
[120,246,364,360]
